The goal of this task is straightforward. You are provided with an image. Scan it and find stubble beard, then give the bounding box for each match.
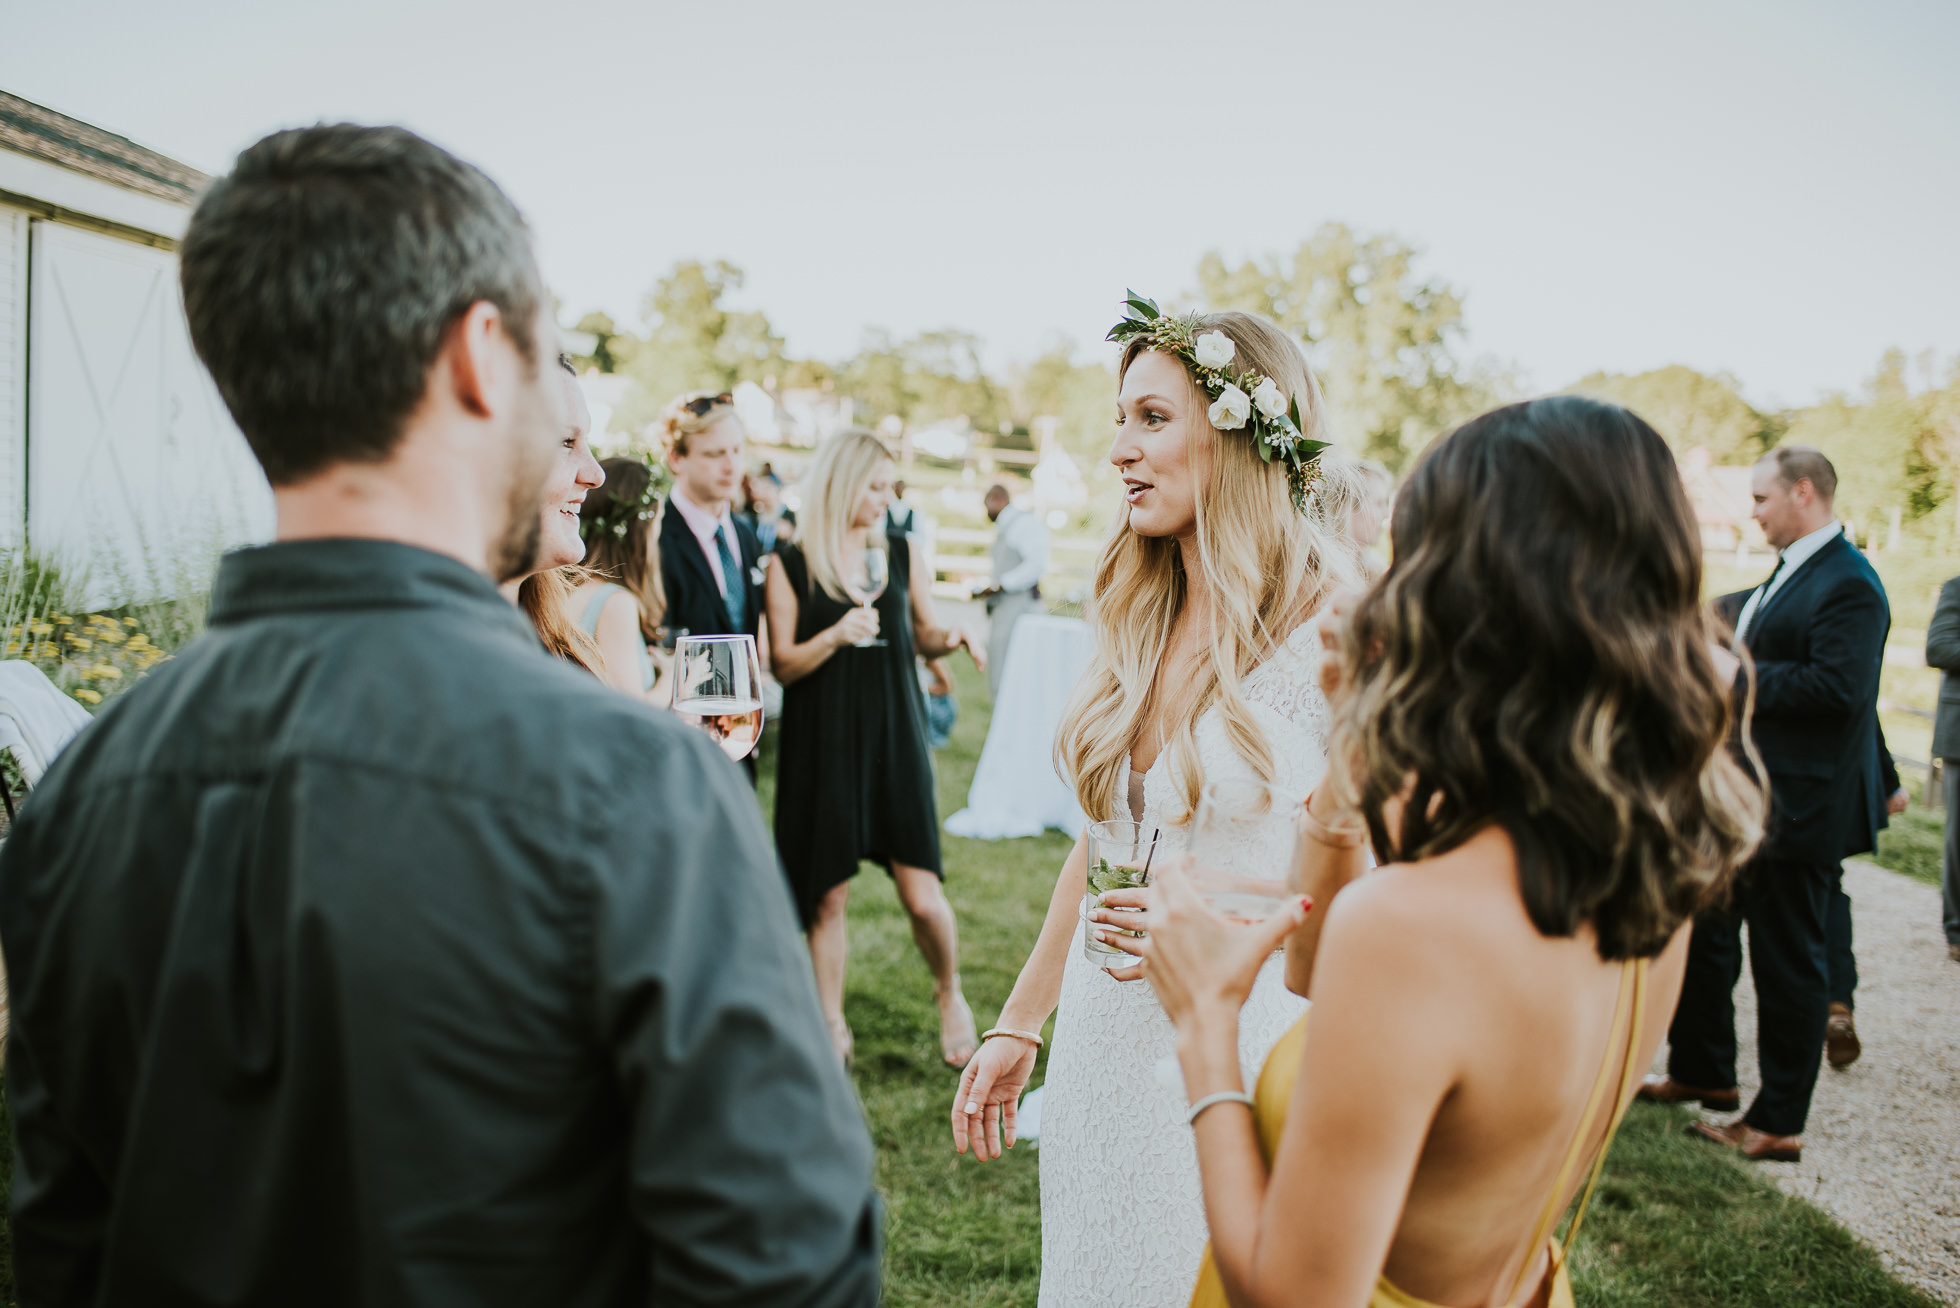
[488,383,555,584]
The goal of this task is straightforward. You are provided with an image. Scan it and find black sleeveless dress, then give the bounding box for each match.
[773,534,942,928]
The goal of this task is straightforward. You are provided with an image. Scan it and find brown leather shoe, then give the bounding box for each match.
[1948,943,1960,964]
[1688,1118,1802,1162]
[1825,1002,1861,1069]
[1636,1074,1741,1111]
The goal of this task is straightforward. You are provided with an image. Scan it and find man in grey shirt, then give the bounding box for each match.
[0,124,879,1307]
[978,483,1050,700]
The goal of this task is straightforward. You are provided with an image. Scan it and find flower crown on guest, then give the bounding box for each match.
[578,456,671,543]
[1106,291,1331,511]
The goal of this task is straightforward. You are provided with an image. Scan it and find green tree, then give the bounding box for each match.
[613,260,786,431]
[836,329,1007,435]
[1566,365,1777,462]
[1783,351,1931,545]
[1196,223,1501,470]
[567,312,628,374]
[1008,343,1115,470]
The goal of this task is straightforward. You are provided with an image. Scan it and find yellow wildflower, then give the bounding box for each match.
[74,688,102,705]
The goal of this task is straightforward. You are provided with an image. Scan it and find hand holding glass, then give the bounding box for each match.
[672,634,765,761]
[849,547,889,648]
[1184,779,1304,925]
[1081,819,1150,970]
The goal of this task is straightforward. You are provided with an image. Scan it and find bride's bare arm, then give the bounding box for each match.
[949,834,1091,1159]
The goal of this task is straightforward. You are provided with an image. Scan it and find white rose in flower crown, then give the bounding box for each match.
[1193,331,1235,368]
[1251,377,1288,420]
[1207,383,1252,430]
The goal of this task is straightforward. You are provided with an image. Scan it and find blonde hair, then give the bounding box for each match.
[799,428,895,602]
[517,566,607,679]
[1057,310,1359,824]
[657,389,740,460]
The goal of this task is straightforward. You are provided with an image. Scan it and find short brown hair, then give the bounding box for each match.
[1763,444,1837,503]
[180,124,543,485]
[1330,396,1764,960]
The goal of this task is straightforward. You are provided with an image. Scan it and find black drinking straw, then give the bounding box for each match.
[1140,829,1161,883]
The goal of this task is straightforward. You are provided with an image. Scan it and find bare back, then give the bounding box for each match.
[1264,827,1686,1307]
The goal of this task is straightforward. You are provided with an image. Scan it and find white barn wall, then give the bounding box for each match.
[0,204,25,548]
[26,221,271,606]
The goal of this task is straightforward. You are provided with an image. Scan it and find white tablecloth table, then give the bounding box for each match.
[945,614,1093,840]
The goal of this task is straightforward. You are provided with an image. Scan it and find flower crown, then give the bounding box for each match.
[579,456,672,544]
[1106,291,1330,512]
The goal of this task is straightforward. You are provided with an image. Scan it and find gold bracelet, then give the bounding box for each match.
[1301,792,1366,849]
[980,1027,1045,1049]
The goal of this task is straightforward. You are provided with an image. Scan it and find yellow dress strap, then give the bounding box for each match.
[1556,957,1648,1260]
[1498,957,1648,1307]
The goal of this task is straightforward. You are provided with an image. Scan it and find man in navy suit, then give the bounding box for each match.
[1641,445,1890,1163]
[657,392,766,647]
[657,392,766,779]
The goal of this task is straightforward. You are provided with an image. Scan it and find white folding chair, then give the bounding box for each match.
[0,660,94,1055]
[0,659,96,801]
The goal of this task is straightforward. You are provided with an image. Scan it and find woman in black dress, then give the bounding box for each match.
[766,429,985,1067]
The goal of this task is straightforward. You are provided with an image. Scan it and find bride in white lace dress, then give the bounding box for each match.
[951,304,1360,1307]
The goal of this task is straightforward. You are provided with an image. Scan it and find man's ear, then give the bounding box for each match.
[436,301,509,420]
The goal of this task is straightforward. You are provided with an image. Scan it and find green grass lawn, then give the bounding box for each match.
[775,656,1940,1308]
[1871,806,1946,890]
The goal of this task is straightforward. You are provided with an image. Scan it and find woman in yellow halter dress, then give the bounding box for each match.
[1090,396,1766,1308]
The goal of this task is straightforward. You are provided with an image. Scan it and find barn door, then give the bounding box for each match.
[27,220,271,606]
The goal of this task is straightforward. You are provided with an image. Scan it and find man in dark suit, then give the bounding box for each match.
[1641,445,1890,1163]
[657,392,766,647]
[1927,574,1960,965]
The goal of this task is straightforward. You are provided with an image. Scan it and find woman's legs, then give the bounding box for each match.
[892,862,978,1066]
[808,881,853,1064]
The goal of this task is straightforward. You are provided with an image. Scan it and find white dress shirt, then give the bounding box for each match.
[991,504,1051,594]
[670,485,740,597]
[1735,520,1841,641]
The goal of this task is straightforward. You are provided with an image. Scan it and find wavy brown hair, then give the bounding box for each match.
[578,458,667,644]
[1327,396,1764,960]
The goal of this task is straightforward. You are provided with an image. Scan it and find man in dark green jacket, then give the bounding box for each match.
[0,124,879,1307]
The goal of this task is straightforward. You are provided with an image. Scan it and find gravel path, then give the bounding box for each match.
[1655,859,1960,1304]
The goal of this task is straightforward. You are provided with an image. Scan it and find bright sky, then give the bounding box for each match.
[6,0,1956,409]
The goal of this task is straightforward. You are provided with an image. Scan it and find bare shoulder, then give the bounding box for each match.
[1317,829,1524,983]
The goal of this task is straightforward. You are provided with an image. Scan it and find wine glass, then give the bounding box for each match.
[1184,779,1304,924]
[671,634,766,761]
[849,545,889,648]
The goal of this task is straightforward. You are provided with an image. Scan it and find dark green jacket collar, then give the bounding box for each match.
[210,538,533,641]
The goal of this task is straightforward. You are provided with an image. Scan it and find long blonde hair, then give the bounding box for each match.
[517,566,607,679]
[1057,310,1357,824]
[799,428,894,602]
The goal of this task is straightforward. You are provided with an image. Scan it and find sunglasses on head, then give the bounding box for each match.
[684,393,734,417]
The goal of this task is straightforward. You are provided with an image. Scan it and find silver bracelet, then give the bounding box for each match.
[1186,1090,1256,1125]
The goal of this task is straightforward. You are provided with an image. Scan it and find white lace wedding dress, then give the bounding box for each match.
[1038,619,1331,1308]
